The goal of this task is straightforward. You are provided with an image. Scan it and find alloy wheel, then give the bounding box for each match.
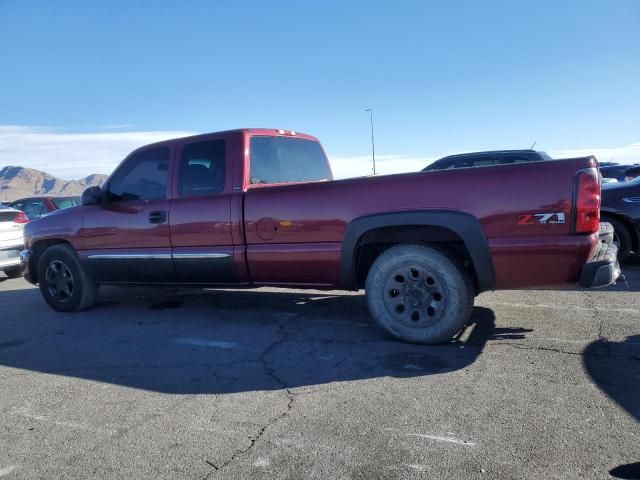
[45,260,74,303]
[382,265,448,328]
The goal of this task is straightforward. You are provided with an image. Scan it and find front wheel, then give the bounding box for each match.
[365,244,474,344]
[37,244,98,312]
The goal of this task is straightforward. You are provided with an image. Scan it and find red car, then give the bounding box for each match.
[9,196,80,220]
[21,129,619,344]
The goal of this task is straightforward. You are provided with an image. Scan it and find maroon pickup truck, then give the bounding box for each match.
[21,128,620,343]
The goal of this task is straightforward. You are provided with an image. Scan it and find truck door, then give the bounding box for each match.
[169,136,241,283]
[81,146,176,282]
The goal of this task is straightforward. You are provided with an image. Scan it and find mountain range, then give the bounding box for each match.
[0,166,108,202]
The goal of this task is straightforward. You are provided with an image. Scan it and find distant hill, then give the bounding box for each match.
[0,166,108,202]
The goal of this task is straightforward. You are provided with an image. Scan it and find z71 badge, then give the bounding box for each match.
[517,212,566,225]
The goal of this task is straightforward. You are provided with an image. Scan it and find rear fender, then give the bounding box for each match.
[340,210,495,292]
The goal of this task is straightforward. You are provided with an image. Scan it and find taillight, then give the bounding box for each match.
[573,167,600,234]
[13,211,29,224]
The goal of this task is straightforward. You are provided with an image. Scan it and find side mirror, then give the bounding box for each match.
[81,186,103,206]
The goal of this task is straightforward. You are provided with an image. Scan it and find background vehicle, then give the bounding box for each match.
[421,150,552,171]
[599,163,640,182]
[602,177,640,262]
[9,196,80,220]
[0,205,28,278]
[624,165,640,182]
[21,129,618,344]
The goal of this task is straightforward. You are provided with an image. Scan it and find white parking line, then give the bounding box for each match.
[406,433,476,446]
[490,302,639,314]
[385,428,476,446]
[174,338,238,349]
[11,408,91,430]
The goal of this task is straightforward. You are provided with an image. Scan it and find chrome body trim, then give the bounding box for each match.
[86,253,231,260]
[172,253,231,259]
[87,253,172,260]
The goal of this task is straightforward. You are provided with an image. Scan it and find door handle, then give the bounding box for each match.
[149,211,167,224]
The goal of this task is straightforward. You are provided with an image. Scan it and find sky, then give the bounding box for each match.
[0,0,639,179]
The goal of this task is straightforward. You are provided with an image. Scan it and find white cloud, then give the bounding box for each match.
[329,154,437,179]
[1,125,638,180]
[0,125,195,179]
[549,143,640,165]
[330,142,640,179]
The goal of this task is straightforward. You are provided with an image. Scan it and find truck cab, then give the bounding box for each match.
[24,129,335,287]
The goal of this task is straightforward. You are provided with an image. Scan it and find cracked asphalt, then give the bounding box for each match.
[0,264,638,479]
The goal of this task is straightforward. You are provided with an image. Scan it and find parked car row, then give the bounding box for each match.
[599,162,640,183]
[1,196,80,277]
[0,204,28,278]
[8,196,80,220]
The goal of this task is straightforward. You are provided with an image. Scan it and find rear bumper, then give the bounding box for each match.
[579,225,621,288]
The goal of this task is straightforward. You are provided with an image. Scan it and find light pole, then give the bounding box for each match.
[365,108,376,175]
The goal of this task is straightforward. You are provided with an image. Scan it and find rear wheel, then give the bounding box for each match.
[365,244,473,344]
[37,244,98,312]
[3,266,21,279]
[605,217,632,263]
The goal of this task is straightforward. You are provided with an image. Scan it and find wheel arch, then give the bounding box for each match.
[340,210,495,292]
[30,238,73,284]
[601,210,639,252]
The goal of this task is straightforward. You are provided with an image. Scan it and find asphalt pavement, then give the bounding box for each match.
[0,264,638,479]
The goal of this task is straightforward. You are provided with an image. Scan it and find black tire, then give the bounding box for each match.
[605,217,632,263]
[365,244,474,344]
[3,266,21,279]
[37,244,98,312]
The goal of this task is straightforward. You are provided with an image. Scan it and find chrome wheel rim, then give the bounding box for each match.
[382,265,448,328]
[45,260,74,303]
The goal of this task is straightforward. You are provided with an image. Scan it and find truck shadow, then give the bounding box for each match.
[0,287,501,394]
[583,335,640,479]
[583,335,640,422]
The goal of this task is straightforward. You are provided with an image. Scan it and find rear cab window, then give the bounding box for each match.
[249,136,332,185]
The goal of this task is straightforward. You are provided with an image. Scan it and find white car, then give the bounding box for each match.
[0,204,27,278]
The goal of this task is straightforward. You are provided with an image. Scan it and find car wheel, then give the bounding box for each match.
[605,217,632,263]
[3,266,21,279]
[365,244,473,344]
[37,244,98,312]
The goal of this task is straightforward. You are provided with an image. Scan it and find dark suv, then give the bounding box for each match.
[601,176,640,261]
[422,150,552,171]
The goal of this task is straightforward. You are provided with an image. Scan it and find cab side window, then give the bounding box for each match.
[178,140,226,197]
[108,147,170,202]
